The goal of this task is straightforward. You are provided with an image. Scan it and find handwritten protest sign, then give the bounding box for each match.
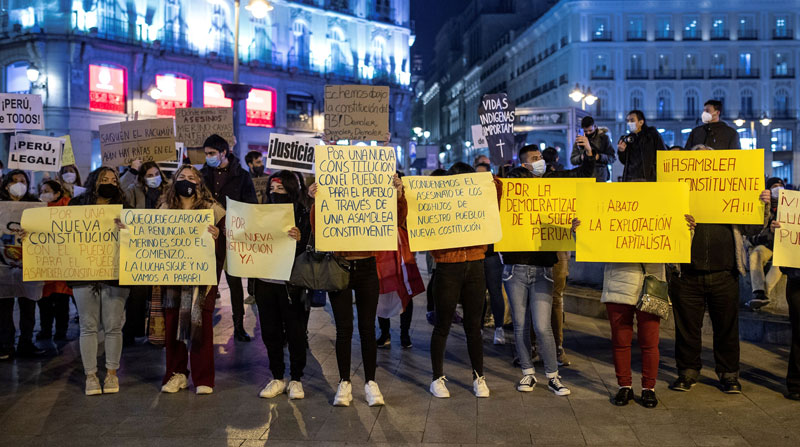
[471,124,488,149]
[576,182,691,263]
[60,135,75,166]
[22,205,122,281]
[0,202,45,298]
[0,93,44,132]
[8,134,64,172]
[315,145,397,251]
[404,172,501,252]
[266,133,319,174]
[478,93,515,165]
[657,149,765,224]
[99,118,176,168]
[773,189,800,268]
[118,209,216,285]
[253,176,270,204]
[225,199,297,280]
[175,107,235,148]
[324,85,390,142]
[496,178,594,252]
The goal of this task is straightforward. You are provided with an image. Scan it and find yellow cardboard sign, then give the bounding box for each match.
[225,199,297,280]
[404,172,502,252]
[496,178,594,252]
[576,182,691,263]
[58,135,75,166]
[315,145,397,251]
[119,209,217,285]
[657,149,765,224]
[773,189,800,268]
[22,205,122,281]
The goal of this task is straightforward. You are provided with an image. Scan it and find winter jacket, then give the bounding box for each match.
[570,128,616,182]
[684,121,741,150]
[618,125,666,182]
[121,170,167,209]
[200,154,258,208]
[601,263,666,306]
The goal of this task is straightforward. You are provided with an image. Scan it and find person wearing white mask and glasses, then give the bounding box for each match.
[685,99,740,151]
[616,110,667,182]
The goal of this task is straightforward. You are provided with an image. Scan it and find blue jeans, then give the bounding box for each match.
[73,284,129,375]
[503,264,558,377]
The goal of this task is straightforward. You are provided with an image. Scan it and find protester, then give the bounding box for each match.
[542,147,564,173]
[156,165,225,396]
[571,116,615,182]
[256,170,309,400]
[746,177,785,310]
[429,162,502,399]
[66,167,130,395]
[684,100,741,150]
[36,180,72,342]
[770,220,800,401]
[201,134,258,342]
[617,110,666,181]
[58,165,83,198]
[245,151,266,178]
[475,162,492,173]
[474,154,491,169]
[0,170,46,359]
[424,168,447,326]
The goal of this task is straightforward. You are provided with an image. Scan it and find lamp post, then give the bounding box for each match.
[223,0,272,162]
[569,83,597,111]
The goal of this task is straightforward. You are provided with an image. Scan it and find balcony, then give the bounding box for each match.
[626,30,646,41]
[681,68,705,79]
[324,0,351,14]
[708,68,732,78]
[683,32,701,41]
[738,29,758,40]
[626,69,649,79]
[656,111,673,120]
[772,68,796,78]
[592,30,612,41]
[590,69,614,80]
[773,29,794,39]
[654,68,677,79]
[654,30,674,41]
[773,109,795,119]
[736,68,760,78]
[369,4,394,24]
[710,30,729,40]
[326,61,356,80]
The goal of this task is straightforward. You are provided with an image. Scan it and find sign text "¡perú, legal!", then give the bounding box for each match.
[8,134,64,172]
[314,145,397,251]
[323,85,390,142]
[773,189,800,269]
[99,118,177,168]
[478,93,515,165]
[266,133,320,174]
[657,149,765,224]
[0,93,44,132]
[175,107,235,148]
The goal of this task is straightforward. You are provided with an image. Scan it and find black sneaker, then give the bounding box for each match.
[377,333,391,348]
[641,389,658,408]
[233,328,252,342]
[721,378,742,394]
[670,376,697,392]
[786,392,800,401]
[746,291,770,310]
[400,333,412,349]
[547,376,571,396]
[613,387,634,406]
[16,342,46,357]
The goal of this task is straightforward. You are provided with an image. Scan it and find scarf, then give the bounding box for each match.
[162,285,206,347]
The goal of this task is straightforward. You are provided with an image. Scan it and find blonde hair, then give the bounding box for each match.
[160,165,219,210]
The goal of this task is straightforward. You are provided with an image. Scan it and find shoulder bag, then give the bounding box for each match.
[635,264,672,320]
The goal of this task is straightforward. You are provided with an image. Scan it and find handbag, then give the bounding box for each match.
[289,235,351,292]
[635,264,672,320]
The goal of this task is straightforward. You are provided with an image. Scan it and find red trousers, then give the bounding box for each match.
[606,303,661,389]
[163,308,215,388]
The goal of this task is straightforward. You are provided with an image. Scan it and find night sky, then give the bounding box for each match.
[410,0,463,69]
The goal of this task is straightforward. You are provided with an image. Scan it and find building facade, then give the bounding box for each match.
[0,0,413,174]
[417,0,800,183]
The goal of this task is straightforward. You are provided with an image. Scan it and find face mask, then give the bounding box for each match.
[145,176,162,189]
[252,165,265,176]
[62,172,77,184]
[39,192,55,203]
[8,182,27,197]
[97,183,117,199]
[701,111,713,124]
[627,122,638,133]
[270,192,292,204]
[206,155,222,168]
[175,180,197,198]
[771,186,784,199]
[531,159,547,177]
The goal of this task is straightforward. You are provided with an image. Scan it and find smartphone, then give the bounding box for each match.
[577,128,584,137]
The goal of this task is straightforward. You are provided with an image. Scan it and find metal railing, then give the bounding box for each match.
[590,69,614,80]
[708,68,732,78]
[772,68,796,78]
[710,29,729,40]
[626,30,645,41]
[681,68,705,79]
[654,69,677,79]
[626,69,649,79]
[736,68,760,78]
[738,29,758,40]
[773,29,794,39]
[654,30,674,41]
[592,30,612,41]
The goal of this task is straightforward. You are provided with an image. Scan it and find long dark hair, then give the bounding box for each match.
[73,166,128,206]
[266,170,310,209]
[0,169,37,202]
[137,161,168,193]
[59,165,82,186]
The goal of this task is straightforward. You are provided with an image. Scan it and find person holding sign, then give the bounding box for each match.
[769,218,800,401]
[255,171,309,400]
[155,165,225,396]
[36,180,72,342]
[745,178,786,311]
[617,110,666,182]
[67,167,130,396]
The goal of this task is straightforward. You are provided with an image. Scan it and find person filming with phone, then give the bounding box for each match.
[617,110,667,182]
[570,116,615,182]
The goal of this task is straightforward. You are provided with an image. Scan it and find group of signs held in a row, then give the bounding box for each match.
[3,89,800,287]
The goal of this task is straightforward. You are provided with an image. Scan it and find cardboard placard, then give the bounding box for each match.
[657,149,765,224]
[314,145,398,251]
[266,133,319,174]
[576,182,691,263]
[119,209,217,285]
[22,205,123,281]
[0,93,44,132]
[253,176,270,204]
[60,135,75,166]
[0,202,45,298]
[404,172,502,252]
[478,93,515,165]
[225,199,297,280]
[8,134,64,172]
[471,124,488,149]
[175,107,235,148]
[496,178,594,252]
[773,189,800,268]
[99,118,177,168]
[324,85,390,142]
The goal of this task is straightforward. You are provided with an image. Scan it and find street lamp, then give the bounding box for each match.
[734,116,746,127]
[423,130,431,142]
[569,84,596,110]
[445,144,451,150]
[245,0,273,18]
[412,127,423,137]
[760,113,772,127]
[26,63,40,83]
[465,141,472,148]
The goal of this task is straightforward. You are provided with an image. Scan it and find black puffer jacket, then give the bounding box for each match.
[200,154,258,208]
[685,121,741,150]
[618,125,666,182]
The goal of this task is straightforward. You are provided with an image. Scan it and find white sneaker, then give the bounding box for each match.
[161,373,188,393]
[103,374,120,394]
[430,376,450,398]
[287,381,305,400]
[365,381,385,406]
[473,375,490,398]
[547,376,571,396]
[333,381,353,406]
[517,374,537,392]
[85,374,102,396]
[196,385,213,395]
[493,327,506,345]
[259,379,287,398]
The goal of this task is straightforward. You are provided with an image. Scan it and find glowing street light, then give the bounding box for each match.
[569,84,585,103]
[569,84,595,110]
[245,0,273,19]
[760,114,772,127]
[26,63,40,83]
[733,117,746,127]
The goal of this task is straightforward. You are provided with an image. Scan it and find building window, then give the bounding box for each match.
[657,54,671,72]
[155,74,191,117]
[5,61,31,94]
[89,64,126,114]
[711,16,727,39]
[772,161,792,183]
[710,53,728,77]
[594,89,609,118]
[683,15,700,39]
[330,27,349,73]
[685,89,700,119]
[630,54,642,70]
[740,89,754,118]
[209,4,233,57]
[287,92,314,131]
[657,89,672,119]
[627,16,644,40]
[739,15,756,39]
[712,88,727,114]
[738,52,754,76]
[630,89,644,111]
[656,16,673,40]
[594,54,608,75]
[771,128,792,151]
[774,52,791,77]
[659,129,675,146]
[291,21,311,69]
[203,81,232,107]
[775,88,791,118]
[774,15,791,39]
[593,17,611,40]
[738,128,757,149]
[246,88,275,128]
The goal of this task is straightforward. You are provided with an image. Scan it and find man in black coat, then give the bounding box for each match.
[617,110,666,182]
[570,116,615,182]
[684,100,741,150]
[201,134,258,342]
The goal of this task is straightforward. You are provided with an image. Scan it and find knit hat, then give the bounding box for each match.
[766,177,784,190]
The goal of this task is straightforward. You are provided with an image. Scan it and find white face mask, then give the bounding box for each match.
[62,172,77,184]
[627,121,638,133]
[771,186,784,199]
[39,192,55,203]
[701,111,713,124]
[531,159,547,177]
[8,182,27,198]
[145,176,162,189]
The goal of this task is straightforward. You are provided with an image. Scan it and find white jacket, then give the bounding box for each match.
[601,263,666,306]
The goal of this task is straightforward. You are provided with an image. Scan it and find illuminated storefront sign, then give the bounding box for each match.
[246,88,275,128]
[156,75,191,116]
[203,81,232,108]
[89,64,126,114]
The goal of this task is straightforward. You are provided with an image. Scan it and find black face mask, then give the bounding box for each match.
[175,180,197,198]
[270,192,292,204]
[252,165,265,176]
[97,183,118,199]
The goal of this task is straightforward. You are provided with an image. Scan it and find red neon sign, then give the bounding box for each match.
[203,81,232,108]
[246,88,275,128]
[156,75,191,117]
[89,64,126,114]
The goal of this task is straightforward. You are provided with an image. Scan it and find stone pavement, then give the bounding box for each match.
[1,281,799,446]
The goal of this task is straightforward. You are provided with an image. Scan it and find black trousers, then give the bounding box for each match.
[787,278,800,394]
[254,280,307,381]
[426,269,436,312]
[0,297,36,351]
[328,257,380,382]
[38,293,70,337]
[224,271,246,328]
[123,286,150,342]
[378,300,414,336]
[430,260,485,380]
[672,270,740,379]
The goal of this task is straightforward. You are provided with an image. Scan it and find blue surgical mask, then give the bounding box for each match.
[206,155,221,168]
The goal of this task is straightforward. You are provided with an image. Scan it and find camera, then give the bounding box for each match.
[620,134,636,145]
